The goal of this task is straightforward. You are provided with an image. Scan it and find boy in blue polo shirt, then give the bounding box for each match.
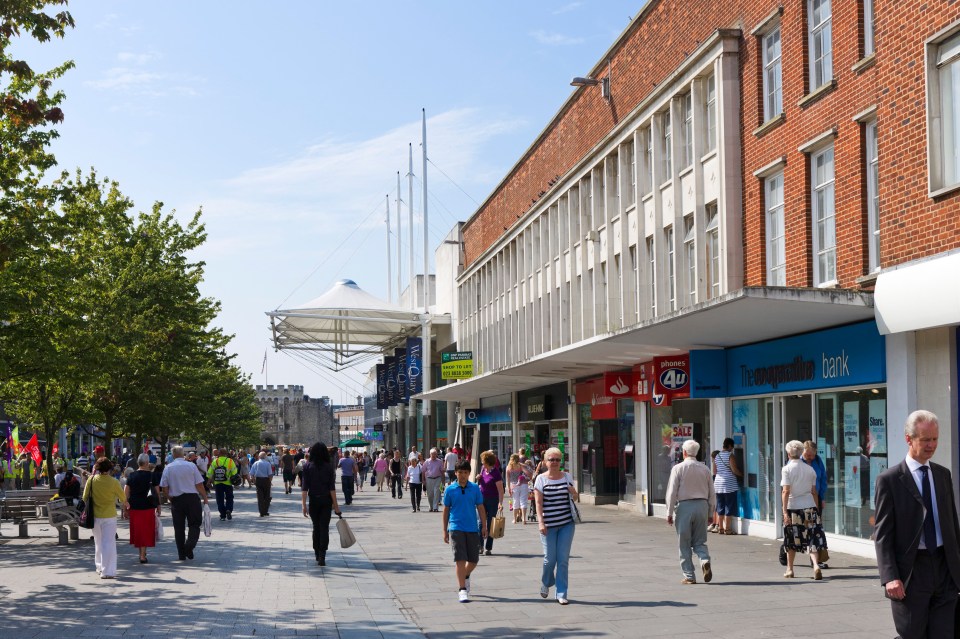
[442,460,488,603]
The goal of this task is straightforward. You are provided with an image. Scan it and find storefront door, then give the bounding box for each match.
[592,419,620,504]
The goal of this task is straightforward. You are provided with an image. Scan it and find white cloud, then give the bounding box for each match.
[117,51,162,65]
[84,67,203,97]
[530,30,584,46]
[552,2,583,14]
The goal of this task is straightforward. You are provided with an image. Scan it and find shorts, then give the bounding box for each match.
[716,491,738,515]
[449,530,481,564]
[282,470,294,483]
[446,470,456,481]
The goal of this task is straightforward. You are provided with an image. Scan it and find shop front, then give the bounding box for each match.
[575,373,635,505]
[725,321,887,550]
[463,396,512,463]
[517,384,570,467]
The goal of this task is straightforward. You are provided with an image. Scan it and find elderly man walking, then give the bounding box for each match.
[665,439,716,585]
[159,446,209,561]
[422,448,445,512]
[250,452,274,517]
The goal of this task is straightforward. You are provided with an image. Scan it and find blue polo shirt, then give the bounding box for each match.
[443,481,483,532]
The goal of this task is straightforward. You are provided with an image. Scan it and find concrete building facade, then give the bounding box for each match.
[253,384,336,448]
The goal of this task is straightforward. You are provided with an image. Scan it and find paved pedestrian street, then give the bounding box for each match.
[2,483,895,638]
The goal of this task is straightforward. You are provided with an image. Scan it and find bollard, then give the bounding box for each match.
[70,524,79,540]
[18,522,28,538]
[58,527,68,545]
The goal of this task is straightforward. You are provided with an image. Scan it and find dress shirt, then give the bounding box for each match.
[159,458,205,496]
[905,455,943,549]
[421,458,444,478]
[250,459,273,478]
[665,457,716,516]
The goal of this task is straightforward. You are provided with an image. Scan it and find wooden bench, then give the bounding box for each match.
[0,489,61,539]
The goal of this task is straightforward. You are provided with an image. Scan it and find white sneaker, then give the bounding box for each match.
[540,584,549,598]
[458,588,469,603]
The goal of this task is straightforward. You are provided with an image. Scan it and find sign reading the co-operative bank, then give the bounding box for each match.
[441,351,473,380]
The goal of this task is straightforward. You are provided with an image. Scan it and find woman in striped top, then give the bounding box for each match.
[534,447,579,605]
[712,438,743,534]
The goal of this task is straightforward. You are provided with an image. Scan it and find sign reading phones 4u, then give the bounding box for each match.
[441,351,473,380]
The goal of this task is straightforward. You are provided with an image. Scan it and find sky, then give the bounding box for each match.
[15,1,638,405]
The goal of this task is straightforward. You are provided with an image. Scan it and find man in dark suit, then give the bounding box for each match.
[874,409,960,639]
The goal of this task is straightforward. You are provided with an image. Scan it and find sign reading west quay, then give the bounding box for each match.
[441,351,474,379]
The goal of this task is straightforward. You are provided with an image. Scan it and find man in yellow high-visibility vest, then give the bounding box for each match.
[1,458,15,492]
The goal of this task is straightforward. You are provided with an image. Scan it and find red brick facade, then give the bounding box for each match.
[462,0,960,287]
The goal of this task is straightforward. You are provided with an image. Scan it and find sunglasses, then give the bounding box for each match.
[547,458,562,462]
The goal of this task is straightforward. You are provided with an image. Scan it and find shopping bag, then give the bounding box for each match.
[336,514,356,548]
[155,512,165,541]
[370,471,376,487]
[490,507,506,539]
[202,503,213,537]
[79,491,95,530]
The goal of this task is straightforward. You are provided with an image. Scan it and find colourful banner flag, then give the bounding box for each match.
[24,433,42,466]
[52,443,59,457]
[11,426,21,456]
[5,425,10,462]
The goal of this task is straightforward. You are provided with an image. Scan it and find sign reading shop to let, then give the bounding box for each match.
[441,351,474,380]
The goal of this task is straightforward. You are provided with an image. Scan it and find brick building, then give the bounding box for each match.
[421,0,960,557]
[253,385,336,448]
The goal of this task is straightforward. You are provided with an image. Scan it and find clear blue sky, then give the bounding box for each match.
[16,1,638,403]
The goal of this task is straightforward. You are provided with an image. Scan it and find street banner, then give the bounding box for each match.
[376,364,387,409]
[11,426,21,456]
[24,433,42,466]
[385,357,397,406]
[406,337,423,395]
[395,348,407,403]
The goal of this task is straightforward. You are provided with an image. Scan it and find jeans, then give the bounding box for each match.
[391,475,403,499]
[482,496,500,551]
[409,483,422,510]
[675,499,711,579]
[92,517,118,576]
[214,483,234,518]
[169,493,202,559]
[308,493,333,559]
[540,521,575,599]
[341,476,355,504]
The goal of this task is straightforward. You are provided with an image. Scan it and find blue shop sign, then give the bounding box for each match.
[462,405,512,425]
[725,321,885,396]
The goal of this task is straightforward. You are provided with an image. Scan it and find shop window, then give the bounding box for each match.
[648,400,711,505]
[816,388,887,540]
[732,398,776,523]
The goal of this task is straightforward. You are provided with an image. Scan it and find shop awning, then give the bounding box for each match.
[415,286,874,404]
[875,251,960,334]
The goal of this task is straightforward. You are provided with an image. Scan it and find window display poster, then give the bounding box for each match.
[868,399,887,455]
[843,402,861,452]
[870,456,888,509]
[844,455,862,508]
[818,437,829,460]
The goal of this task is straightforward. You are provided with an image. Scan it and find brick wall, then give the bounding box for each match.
[463,0,960,287]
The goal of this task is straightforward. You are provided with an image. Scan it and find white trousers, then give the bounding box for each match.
[93,517,118,577]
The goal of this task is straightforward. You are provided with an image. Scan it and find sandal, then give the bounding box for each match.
[783,569,794,578]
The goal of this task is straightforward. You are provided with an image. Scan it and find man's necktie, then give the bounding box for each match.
[920,465,938,550]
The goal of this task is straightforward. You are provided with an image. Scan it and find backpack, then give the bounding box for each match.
[213,460,228,483]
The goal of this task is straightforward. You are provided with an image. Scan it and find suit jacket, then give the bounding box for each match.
[874,459,960,588]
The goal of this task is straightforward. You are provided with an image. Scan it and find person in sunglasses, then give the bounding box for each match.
[533,448,579,605]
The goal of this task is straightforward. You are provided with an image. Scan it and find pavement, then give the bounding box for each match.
[1,478,896,638]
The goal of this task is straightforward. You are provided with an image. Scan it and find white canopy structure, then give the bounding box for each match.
[267,279,425,372]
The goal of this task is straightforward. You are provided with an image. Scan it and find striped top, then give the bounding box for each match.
[713,450,739,494]
[534,472,574,528]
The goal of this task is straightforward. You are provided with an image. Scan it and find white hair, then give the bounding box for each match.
[171,446,184,458]
[682,439,700,457]
[785,440,805,459]
[905,410,938,437]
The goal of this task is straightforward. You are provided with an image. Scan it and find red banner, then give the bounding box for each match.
[24,434,42,466]
[52,443,59,457]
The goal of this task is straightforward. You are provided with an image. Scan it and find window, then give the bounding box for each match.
[646,236,656,316]
[762,26,783,121]
[665,225,676,311]
[642,126,654,195]
[683,214,696,304]
[660,110,672,181]
[865,121,880,272]
[681,93,693,169]
[705,74,717,152]
[623,139,636,209]
[765,173,786,285]
[928,31,960,192]
[863,0,875,57]
[705,203,720,298]
[811,146,836,285]
[808,0,833,89]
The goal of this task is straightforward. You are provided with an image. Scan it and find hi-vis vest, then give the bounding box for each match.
[2,460,13,478]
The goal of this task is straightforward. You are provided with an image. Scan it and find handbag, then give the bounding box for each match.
[79,485,95,529]
[778,543,788,566]
[155,511,165,541]
[490,506,506,539]
[336,514,356,548]
[370,470,376,487]
[569,498,581,523]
